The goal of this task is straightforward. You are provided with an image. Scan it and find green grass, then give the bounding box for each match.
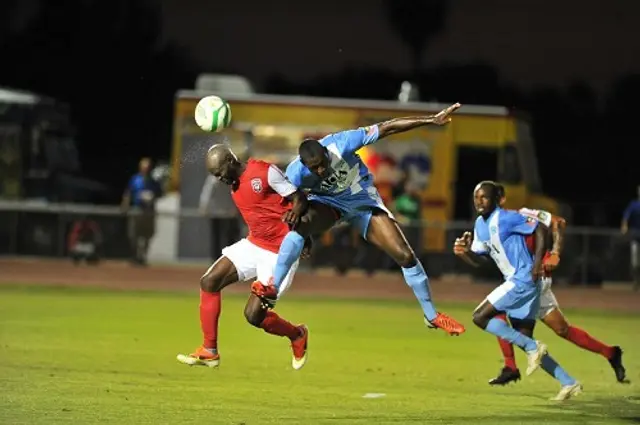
[0,285,638,425]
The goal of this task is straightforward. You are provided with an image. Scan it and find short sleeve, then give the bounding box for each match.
[335,125,380,153]
[471,227,488,254]
[518,207,552,227]
[268,165,297,197]
[285,160,304,188]
[502,210,538,235]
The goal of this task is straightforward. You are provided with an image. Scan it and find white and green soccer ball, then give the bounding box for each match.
[194,95,232,132]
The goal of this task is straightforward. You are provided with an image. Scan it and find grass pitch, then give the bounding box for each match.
[0,285,638,424]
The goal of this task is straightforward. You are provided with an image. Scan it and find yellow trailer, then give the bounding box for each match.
[172,91,562,251]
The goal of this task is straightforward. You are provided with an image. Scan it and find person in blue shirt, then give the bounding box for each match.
[122,157,163,266]
[621,186,640,291]
[251,103,465,336]
[454,181,582,400]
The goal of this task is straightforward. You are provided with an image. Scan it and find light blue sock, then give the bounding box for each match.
[485,318,538,352]
[540,354,576,386]
[402,261,437,321]
[272,231,305,290]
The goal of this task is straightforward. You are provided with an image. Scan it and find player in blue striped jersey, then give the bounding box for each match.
[454,181,582,401]
[252,103,465,335]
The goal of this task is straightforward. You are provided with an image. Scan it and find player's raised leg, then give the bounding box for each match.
[488,313,522,385]
[541,304,626,383]
[176,256,240,367]
[473,296,548,376]
[254,201,339,300]
[363,209,465,335]
[474,295,581,399]
[244,295,308,370]
[508,316,581,400]
[247,251,309,370]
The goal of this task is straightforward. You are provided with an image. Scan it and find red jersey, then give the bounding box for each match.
[231,159,297,253]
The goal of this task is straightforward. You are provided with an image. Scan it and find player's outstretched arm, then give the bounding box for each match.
[376,103,461,140]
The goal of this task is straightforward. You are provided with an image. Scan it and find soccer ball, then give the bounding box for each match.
[194,95,232,132]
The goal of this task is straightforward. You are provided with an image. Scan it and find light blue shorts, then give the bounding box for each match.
[308,186,394,239]
[484,280,541,321]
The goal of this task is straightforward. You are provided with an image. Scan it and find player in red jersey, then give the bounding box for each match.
[177,144,310,370]
[488,184,626,385]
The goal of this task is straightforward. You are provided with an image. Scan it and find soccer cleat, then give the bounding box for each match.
[426,312,466,336]
[488,367,521,386]
[176,346,220,368]
[525,341,547,376]
[250,280,278,309]
[608,346,627,383]
[551,382,583,401]
[291,325,308,370]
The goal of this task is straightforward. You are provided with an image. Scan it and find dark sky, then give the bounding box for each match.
[161,0,640,95]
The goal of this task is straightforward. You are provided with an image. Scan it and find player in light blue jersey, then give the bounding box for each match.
[454,181,582,401]
[251,103,465,336]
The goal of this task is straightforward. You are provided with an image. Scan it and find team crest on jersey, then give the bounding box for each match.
[251,178,262,193]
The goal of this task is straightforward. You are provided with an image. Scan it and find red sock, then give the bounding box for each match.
[200,290,221,349]
[260,311,300,340]
[494,313,517,370]
[565,325,615,359]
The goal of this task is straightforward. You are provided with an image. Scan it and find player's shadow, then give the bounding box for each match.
[541,395,640,423]
[448,395,640,424]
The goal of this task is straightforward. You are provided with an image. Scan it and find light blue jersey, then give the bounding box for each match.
[286,125,390,237]
[472,208,541,319]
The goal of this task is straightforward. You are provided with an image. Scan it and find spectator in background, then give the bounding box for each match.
[394,180,423,255]
[621,185,640,291]
[122,157,162,266]
[199,173,240,261]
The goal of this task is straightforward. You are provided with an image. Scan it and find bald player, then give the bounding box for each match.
[177,145,311,370]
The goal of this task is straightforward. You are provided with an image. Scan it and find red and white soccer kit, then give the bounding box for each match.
[218,159,299,296]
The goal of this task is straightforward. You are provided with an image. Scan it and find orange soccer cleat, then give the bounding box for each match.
[428,312,466,336]
[250,279,278,308]
[176,346,220,368]
[291,325,309,370]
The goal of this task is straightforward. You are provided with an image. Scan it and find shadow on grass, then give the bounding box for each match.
[306,396,640,424]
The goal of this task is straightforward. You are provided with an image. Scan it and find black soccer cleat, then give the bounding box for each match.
[488,367,521,386]
[608,346,628,383]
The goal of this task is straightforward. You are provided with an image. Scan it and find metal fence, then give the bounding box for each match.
[0,200,634,286]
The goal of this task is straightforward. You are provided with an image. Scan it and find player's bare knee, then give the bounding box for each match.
[549,320,569,338]
[472,311,489,329]
[394,248,416,268]
[200,272,222,293]
[244,300,266,328]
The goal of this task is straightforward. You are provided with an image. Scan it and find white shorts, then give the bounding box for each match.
[219,238,298,298]
[538,277,560,319]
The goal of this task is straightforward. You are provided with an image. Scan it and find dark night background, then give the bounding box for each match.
[1,0,638,225]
